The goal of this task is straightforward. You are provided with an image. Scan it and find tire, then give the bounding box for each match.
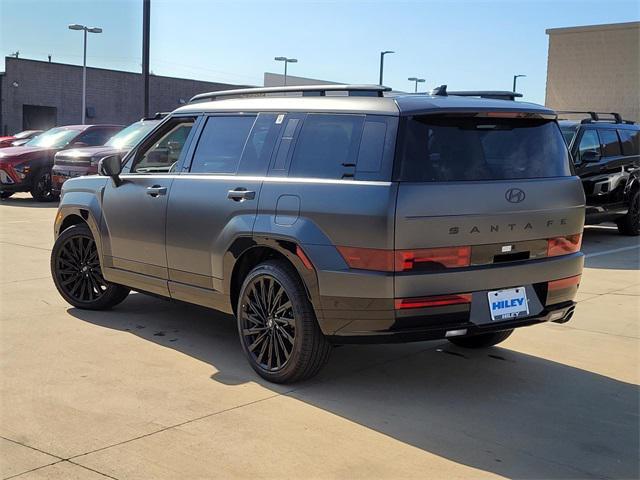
[0,191,14,199]
[447,329,514,348]
[617,191,640,236]
[237,260,331,384]
[51,223,130,310]
[30,169,59,202]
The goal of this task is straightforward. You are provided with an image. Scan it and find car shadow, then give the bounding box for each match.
[0,196,59,208]
[581,226,640,271]
[68,293,639,479]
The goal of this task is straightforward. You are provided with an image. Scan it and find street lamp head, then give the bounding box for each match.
[87,27,102,34]
[382,50,394,55]
[515,74,526,78]
[274,56,287,61]
[68,24,84,30]
[287,58,298,63]
[408,77,418,81]
[417,78,425,83]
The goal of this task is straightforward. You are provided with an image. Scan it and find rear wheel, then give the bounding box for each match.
[237,260,331,384]
[0,191,13,199]
[617,191,639,236]
[31,169,59,202]
[51,223,130,310]
[447,329,514,348]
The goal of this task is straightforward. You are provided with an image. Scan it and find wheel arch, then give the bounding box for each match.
[55,206,105,266]
[224,236,322,321]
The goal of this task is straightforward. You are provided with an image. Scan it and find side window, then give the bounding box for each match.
[130,118,195,174]
[578,130,601,161]
[289,114,364,179]
[597,129,622,157]
[190,116,255,174]
[356,119,387,173]
[618,129,640,156]
[237,113,283,175]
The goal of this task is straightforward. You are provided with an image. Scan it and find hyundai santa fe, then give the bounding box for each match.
[51,84,585,383]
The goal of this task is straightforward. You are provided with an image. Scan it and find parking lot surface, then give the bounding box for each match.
[1,193,638,479]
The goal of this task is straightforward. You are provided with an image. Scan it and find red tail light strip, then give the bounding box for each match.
[337,246,471,272]
[548,275,581,291]
[395,293,472,310]
[547,233,582,257]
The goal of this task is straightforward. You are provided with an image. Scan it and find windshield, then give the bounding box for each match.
[25,127,79,148]
[398,116,571,182]
[560,126,578,146]
[105,120,158,149]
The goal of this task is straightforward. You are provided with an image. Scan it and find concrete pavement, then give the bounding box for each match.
[1,193,638,479]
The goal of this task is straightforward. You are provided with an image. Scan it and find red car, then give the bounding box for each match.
[0,130,43,148]
[0,124,122,201]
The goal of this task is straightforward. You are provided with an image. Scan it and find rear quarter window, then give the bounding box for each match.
[597,129,622,157]
[397,116,572,182]
[618,129,640,156]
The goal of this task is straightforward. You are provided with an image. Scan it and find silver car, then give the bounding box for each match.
[51,85,585,383]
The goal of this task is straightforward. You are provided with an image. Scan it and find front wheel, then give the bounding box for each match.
[617,191,639,236]
[51,223,130,310]
[237,260,331,384]
[31,169,59,202]
[447,329,514,348]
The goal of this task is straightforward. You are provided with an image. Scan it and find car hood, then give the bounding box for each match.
[0,146,54,162]
[55,146,125,161]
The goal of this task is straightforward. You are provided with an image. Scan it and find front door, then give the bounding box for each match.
[100,116,198,294]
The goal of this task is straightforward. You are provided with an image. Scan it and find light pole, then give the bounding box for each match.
[408,77,425,93]
[379,50,394,85]
[69,24,102,124]
[513,74,526,93]
[274,57,298,86]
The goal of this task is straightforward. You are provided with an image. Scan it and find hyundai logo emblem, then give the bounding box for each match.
[505,188,526,203]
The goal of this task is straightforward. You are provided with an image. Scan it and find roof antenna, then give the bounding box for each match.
[431,84,447,96]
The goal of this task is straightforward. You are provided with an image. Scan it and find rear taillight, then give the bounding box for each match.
[395,293,472,310]
[337,246,471,272]
[547,233,582,257]
[548,274,581,291]
[395,246,471,271]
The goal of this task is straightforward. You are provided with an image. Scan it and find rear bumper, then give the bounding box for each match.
[315,252,583,342]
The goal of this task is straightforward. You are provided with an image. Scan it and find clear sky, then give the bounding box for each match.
[1,0,638,104]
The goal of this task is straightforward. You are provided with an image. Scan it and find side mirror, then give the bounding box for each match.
[581,150,601,163]
[98,154,122,186]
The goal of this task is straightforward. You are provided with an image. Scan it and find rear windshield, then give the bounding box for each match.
[398,116,571,182]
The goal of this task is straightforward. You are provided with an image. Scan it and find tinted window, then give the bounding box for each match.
[560,126,577,146]
[190,116,255,174]
[77,128,120,146]
[131,119,194,173]
[597,129,622,157]
[356,120,387,173]
[578,130,601,161]
[618,129,640,156]
[237,113,281,175]
[399,116,571,181]
[289,114,364,179]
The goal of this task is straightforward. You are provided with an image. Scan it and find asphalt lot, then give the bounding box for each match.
[0,193,638,480]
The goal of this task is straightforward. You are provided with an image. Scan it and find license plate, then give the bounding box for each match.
[488,287,529,321]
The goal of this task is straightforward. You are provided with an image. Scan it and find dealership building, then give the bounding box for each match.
[545,21,639,123]
[0,57,244,135]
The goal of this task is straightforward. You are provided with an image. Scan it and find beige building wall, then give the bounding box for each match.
[545,22,639,123]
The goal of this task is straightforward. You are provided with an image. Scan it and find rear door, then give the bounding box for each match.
[594,128,629,209]
[394,113,584,250]
[165,113,282,305]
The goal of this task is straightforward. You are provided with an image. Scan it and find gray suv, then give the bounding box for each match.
[51,85,585,383]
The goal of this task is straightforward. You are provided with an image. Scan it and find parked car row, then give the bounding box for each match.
[0,116,165,201]
[0,130,43,148]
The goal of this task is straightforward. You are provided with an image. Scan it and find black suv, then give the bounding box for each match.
[559,112,639,235]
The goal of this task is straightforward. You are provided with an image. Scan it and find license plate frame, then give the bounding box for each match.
[488,287,529,321]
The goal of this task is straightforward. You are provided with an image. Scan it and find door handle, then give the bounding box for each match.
[227,188,256,202]
[146,185,167,197]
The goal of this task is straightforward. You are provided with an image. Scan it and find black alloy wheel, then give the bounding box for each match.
[240,275,296,372]
[56,234,107,302]
[237,260,331,383]
[31,169,59,202]
[51,224,130,310]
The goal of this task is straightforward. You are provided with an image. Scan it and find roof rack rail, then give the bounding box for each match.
[430,85,522,101]
[189,84,391,103]
[556,110,631,124]
[141,112,169,121]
